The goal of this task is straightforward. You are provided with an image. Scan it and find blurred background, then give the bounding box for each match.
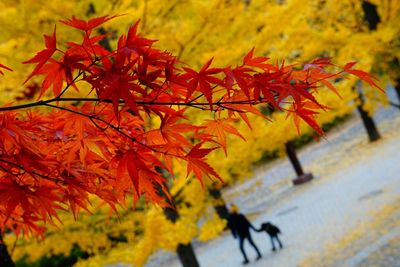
[0,0,399,266]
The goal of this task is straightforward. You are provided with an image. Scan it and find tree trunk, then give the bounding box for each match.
[356,87,381,142]
[209,186,230,221]
[163,206,201,267]
[176,243,201,267]
[395,79,400,105]
[0,234,16,267]
[160,181,201,267]
[362,1,381,30]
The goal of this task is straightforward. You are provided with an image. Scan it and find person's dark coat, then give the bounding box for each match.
[228,213,256,238]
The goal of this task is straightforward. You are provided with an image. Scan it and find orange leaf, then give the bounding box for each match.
[202,119,245,155]
[60,15,120,32]
[185,144,222,187]
[23,26,57,84]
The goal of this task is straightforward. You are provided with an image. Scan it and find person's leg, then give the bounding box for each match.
[275,235,283,249]
[247,234,262,259]
[270,235,276,251]
[239,236,249,264]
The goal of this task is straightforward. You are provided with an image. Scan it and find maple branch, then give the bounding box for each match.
[0,158,66,185]
[216,103,246,113]
[54,45,121,99]
[0,100,51,111]
[54,45,118,99]
[42,103,171,155]
[0,99,202,161]
[55,70,84,99]
[0,97,268,112]
[308,70,345,86]
[188,93,205,103]
[0,165,17,177]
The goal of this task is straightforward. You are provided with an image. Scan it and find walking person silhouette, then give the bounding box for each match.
[227,204,262,265]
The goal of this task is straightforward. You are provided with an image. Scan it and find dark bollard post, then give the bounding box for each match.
[285,141,313,185]
[285,141,304,176]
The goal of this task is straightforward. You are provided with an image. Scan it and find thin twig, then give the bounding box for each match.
[0,158,66,184]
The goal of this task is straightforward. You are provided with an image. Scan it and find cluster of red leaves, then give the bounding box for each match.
[0,16,381,237]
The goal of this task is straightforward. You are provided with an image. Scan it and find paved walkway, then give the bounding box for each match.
[144,86,400,267]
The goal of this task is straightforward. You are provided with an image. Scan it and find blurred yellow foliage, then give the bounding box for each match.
[198,215,227,242]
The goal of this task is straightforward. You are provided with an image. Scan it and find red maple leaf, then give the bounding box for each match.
[185,143,222,187]
[60,15,120,32]
[202,119,245,155]
[344,62,383,91]
[23,27,57,84]
[288,100,325,135]
[181,58,224,107]
[243,48,273,70]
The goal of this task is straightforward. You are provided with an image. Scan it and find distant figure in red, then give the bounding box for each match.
[227,204,262,265]
[258,221,283,251]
